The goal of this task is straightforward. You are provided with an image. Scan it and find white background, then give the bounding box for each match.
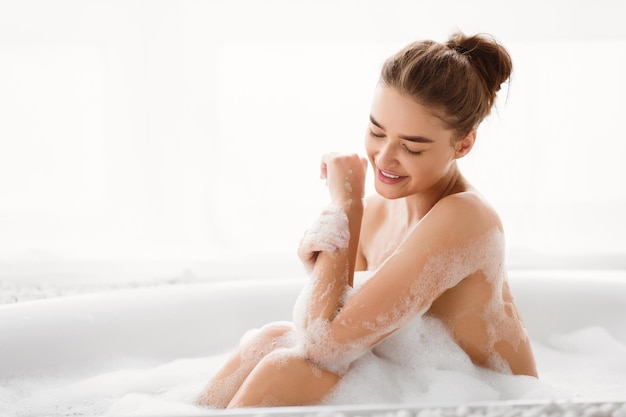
[0,0,625,283]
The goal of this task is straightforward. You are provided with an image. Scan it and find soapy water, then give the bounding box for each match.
[1,258,625,416]
[2,319,626,416]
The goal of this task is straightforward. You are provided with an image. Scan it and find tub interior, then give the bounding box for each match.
[1,270,625,416]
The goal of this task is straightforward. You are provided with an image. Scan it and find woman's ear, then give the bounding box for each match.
[454,130,476,159]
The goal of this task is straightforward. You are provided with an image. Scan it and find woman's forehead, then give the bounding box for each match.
[370,86,451,137]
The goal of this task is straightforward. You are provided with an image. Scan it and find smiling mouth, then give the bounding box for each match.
[377,168,406,184]
[380,170,400,179]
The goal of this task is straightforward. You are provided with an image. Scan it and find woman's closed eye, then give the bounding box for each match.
[369,129,424,155]
[403,145,423,155]
[369,129,385,138]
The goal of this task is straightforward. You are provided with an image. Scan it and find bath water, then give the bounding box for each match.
[1,270,625,416]
[1,320,625,416]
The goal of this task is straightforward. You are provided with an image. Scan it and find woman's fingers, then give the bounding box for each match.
[319,153,367,205]
[320,153,364,178]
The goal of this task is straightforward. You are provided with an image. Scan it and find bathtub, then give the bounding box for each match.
[1,269,625,416]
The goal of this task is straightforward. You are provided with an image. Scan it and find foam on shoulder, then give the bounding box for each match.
[293,226,516,375]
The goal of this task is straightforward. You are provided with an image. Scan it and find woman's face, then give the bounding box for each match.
[365,86,459,200]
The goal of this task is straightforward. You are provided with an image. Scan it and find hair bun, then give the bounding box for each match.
[446,32,512,106]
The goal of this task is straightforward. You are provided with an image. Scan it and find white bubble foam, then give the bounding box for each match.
[1,320,626,415]
[321,316,556,406]
[299,204,351,273]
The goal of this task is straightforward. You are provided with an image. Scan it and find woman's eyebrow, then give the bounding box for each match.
[369,115,435,143]
[369,115,385,130]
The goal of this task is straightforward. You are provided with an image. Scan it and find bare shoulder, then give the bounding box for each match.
[421,191,503,245]
[435,191,500,222]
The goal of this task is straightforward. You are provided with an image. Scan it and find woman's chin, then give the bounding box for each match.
[374,183,405,200]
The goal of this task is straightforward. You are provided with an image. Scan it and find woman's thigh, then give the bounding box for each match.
[228,349,341,408]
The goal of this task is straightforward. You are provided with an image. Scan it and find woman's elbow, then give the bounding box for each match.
[297,328,367,375]
[300,345,356,375]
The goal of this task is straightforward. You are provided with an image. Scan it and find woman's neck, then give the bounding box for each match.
[403,162,466,223]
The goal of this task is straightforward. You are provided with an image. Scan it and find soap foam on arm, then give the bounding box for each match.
[293,194,503,375]
[298,204,351,274]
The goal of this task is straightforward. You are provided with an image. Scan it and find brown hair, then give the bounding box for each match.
[380,32,512,138]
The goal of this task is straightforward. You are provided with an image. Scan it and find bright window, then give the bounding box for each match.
[0,1,624,280]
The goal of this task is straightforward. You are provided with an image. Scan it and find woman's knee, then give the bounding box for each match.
[238,322,296,362]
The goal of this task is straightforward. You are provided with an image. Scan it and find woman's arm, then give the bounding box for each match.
[298,153,366,322]
[296,158,502,372]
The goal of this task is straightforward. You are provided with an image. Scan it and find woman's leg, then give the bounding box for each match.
[196,322,296,408]
[227,349,341,408]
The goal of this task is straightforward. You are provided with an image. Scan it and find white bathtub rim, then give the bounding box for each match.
[135,398,626,417]
[1,271,625,378]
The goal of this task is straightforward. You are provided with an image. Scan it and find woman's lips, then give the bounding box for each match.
[377,168,407,185]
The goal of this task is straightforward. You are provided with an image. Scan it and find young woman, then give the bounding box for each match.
[197,31,538,408]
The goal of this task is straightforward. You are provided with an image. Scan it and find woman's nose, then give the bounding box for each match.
[375,140,397,168]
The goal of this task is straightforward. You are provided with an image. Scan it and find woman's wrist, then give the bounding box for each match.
[334,196,364,214]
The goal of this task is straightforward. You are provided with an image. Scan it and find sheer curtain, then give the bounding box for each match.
[1,0,624,283]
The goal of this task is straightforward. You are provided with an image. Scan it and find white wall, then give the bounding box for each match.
[0,0,624,281]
